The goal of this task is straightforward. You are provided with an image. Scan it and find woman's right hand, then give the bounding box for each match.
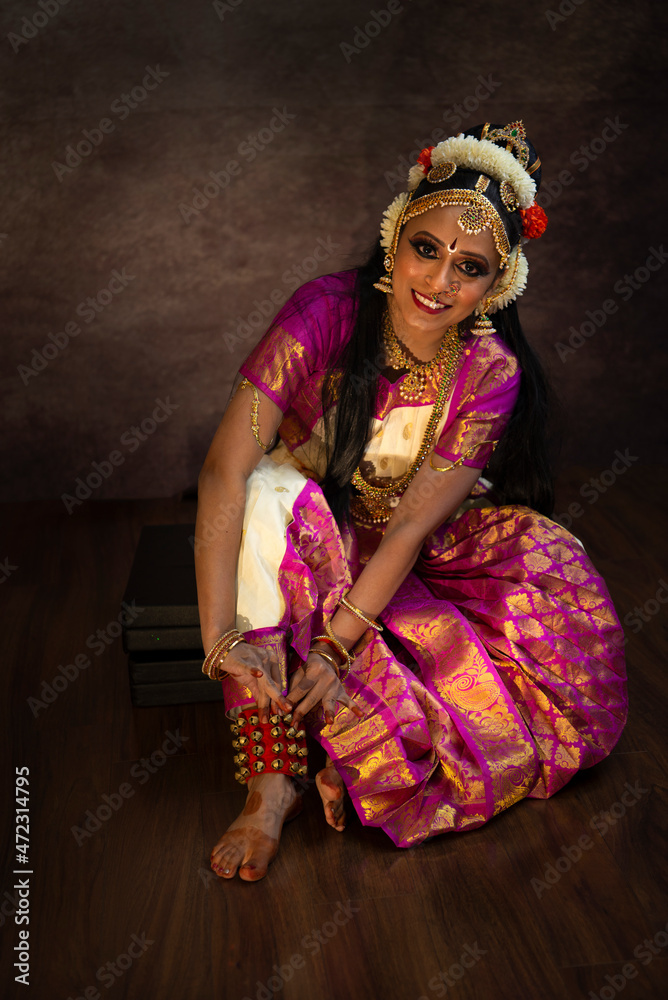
[210,641,292,722]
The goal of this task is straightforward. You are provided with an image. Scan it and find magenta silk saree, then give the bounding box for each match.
[218,271,627,848]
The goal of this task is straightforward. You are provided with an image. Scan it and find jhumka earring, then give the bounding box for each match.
[471,299,496,336]
[373,253,394,294]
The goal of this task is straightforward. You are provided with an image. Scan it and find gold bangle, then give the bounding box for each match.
[324,621,353,680]
[308,647,341,678]
[238,377,272,452]
[338,593,383,632]
[202,629,245,679]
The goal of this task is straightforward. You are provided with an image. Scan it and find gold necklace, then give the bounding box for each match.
[383,311,460,402]
[351,320,464,525]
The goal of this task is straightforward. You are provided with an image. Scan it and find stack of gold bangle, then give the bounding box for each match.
[310,621,354,681]
[202,628,245,681]
[338,593,383,632]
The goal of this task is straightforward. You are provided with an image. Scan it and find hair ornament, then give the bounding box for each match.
[500,180,519,212]
[474,244,529,315]
[427,161,457,183]
[519,203,548,239]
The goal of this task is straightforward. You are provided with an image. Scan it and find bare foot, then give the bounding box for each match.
[316,760,346,832]
[210,773,301,882]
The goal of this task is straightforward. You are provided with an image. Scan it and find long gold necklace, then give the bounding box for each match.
[351,316,464,525]
[383,311,460,402]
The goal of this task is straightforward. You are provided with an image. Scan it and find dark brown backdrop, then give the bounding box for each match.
[2,0,666,503]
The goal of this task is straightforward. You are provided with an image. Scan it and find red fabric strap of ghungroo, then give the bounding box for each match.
[231,708,308,784]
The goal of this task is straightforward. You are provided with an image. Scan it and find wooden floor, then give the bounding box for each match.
[2,465,667,1000]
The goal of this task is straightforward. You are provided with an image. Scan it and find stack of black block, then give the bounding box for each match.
[122,524,225,707]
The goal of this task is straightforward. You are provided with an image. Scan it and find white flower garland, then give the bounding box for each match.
[410,134,536,208]
[380,191,409,252]
[475,245,529,314]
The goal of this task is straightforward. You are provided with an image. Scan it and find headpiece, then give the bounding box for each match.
[374,121,547,316]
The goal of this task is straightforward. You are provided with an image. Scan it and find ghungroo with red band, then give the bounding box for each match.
[230,708,308,784]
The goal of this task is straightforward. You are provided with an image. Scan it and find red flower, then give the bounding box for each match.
[417,146,435,173]
[520,203,548,239]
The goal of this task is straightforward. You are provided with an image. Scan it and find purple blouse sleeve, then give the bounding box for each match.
[433,338,521,471]
[238,272,357,412]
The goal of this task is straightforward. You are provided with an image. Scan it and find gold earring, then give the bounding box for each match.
[471,300,496,336]
[373,254,394,294]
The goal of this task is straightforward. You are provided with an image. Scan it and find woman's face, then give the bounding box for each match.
[387,205,503,348]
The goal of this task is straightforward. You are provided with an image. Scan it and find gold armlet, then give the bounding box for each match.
[238,377,272,452]
[429,439,499,473]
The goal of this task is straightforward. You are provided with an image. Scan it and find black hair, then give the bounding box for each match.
[320,123,555,524]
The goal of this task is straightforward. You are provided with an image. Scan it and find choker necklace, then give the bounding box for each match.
[383,311,461,402]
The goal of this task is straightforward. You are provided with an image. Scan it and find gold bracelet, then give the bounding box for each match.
[338,593,383,632]
[202,629,245,679]
[324,621,353,680]
[238,377,272,452]
[308,647,341,678]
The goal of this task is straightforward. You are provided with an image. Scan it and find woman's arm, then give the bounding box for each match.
[287,454,481,727]
[195,383,291,714]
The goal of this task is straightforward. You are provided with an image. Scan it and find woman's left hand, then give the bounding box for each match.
[287,652,364,729]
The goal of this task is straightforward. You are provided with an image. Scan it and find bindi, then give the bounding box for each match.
[447,238,457,254]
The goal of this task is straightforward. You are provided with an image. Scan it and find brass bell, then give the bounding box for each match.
[282,713,293,725]
[249,714,260,726]
[270,726,282,738]
[237,735,249,748]
[269,715,280,725]
[271,759,284,771]
[295,730,306,740]
[238,766,250,780]
[287,743,298,755]
[271,742,284,754]
[252,745,265,757]
[234,771,246,784]
[297,765,308,777]
[230,724,239,736]
[233,753,249,766]
[232,739,240,750]
[251,729,263,742]
[289,762,300,774]
[286,727,297,739]
[252,760,266,773]
[297,747,308,758]
[237,716,247,730]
